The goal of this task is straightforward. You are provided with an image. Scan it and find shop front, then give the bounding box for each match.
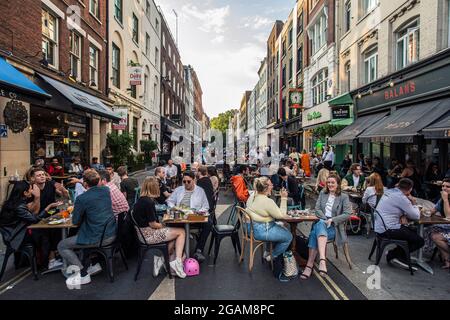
[284,116,303,153]
[347,48,450,175]
[160,117,183,163]
[302,103,331,155]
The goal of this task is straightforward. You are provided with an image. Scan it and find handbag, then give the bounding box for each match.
[282,250,298,278]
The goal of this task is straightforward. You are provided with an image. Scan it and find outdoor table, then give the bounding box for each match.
[28,217,77,276]
[162,214,208,258]
[412,214,450,275]
[278,214,319,253]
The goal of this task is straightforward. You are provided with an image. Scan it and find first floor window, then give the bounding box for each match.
[344,61,351,92]
[311,68,328,105]
[42,9,58,67]
[69,32,81,80]
[89,45,98,87]
[364,47,377,84]
[396,20,419,70]
[112,43,120,88]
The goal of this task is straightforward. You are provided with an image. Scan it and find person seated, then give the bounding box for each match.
[133,177,186,278]
[425,162,443,201]
[90,157,104,171]
[245,177,292,281]
[0,181,62,260]
[387,159,404,188]
[374,178,423,271]
[277,168,302,207]
[340,154,352,178]
[117,166,139,207]
[58,169,117,288]
[362,173,386,210]
[69,157,84,177]
[230,165,250,204]
[430,178,450,269]
[341,163,366,191]
[166,171,209,213]
[315,168,330,193]
[98,170,129,218]
[154,167,172,205]
[401,160,423,197]
[372,157,386,185]
[300,174,351,280]
[105,163,121,189]
[47,157,64,177]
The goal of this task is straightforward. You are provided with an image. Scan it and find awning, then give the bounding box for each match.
[0,58,51,102]
[38,74,120,121]
[328,93,353,106]
[328,112,388,145]
[330,118,354,126]
[359,99,450,143]
[422,112,450,139]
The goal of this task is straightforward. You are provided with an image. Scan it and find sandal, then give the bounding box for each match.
[300,265,314,280]
[318,259,328,277]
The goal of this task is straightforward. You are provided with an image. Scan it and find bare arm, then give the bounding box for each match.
[55,182,69,198]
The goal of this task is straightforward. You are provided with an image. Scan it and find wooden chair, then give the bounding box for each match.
[326,220,353,269]
[236,206,272,272]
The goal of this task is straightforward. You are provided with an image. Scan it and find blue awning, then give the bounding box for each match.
[0,58,50,100]
[38,74,120,121]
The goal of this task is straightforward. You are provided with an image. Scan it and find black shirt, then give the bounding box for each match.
[133,196,157,228]
[156,179,170,205]
[197,177,215,212]
[120,178,139,206]
[39,180,57,209]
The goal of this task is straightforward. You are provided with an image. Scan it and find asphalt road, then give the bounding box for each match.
[0,188,366,300]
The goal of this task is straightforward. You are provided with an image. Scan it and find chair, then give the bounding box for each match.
[134,187,141,205]
[367,211,414,275]
[236,206,272,272]
[207,196,241,264]
[68,188,76,203]
[325,220,353,269]
[130,211,172,281]
[0,234,39,282]
[81,216,129,282]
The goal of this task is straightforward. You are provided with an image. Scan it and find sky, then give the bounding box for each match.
[154,0,297,118]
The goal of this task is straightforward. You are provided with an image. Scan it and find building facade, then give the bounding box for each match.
[256,58,268,149]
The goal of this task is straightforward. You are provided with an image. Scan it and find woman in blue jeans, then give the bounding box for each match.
[301,174,351,279]
[245,177,292,280]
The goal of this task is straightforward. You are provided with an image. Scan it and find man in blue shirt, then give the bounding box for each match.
[58,169,116,289]
[375,178,424,270]
[90,157,105,171]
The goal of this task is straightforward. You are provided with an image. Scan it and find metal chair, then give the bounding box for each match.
[236,206,273,272]
[81,216,128,282]
[130,211,172,281]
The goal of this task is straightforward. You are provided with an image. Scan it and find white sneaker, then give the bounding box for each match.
[263,251,271,261]
[169,258,186,278]
[153,256,164,277]
[391,258,418,271]
[48,259,63,270]
[87,263,102,276]
[66,273,91,290]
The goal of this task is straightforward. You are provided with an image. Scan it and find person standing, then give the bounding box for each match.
[289,148,301,165]
[322,146,335,170]
[374,178,423,270]
[99,170,129,218]
[340,154,352,177]
[154,167,172,205]
[165,159,178,189]
[117,166,139,207]
[91,157,104,171]
[105,164,121,189]
[300,149,311,177]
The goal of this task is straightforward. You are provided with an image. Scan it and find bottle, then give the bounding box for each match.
[14,169,20,181]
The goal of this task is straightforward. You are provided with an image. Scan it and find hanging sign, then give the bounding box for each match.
[128,66,143,86]
[112,107,128,130]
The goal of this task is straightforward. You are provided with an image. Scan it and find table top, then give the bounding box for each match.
[343,190,364,198]
[425,181,443,187]
[418,214,450,225]
[28,218,76,229]
[162,214,208,224]
[280,215,319,223]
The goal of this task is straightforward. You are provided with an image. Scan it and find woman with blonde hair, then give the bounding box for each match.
[245,177,293,281]
[315,168,330,192]
[362,173,386,209]
[132,176,187,278]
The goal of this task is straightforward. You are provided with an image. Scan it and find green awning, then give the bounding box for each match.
[328,93,353,106]
[330,118,354,126]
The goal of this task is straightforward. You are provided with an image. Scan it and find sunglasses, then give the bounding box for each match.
[183,180,192,184]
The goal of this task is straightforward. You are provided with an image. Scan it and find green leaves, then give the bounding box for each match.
[312,124,346,139]
[210,110,238,133]
[106,131,134,168]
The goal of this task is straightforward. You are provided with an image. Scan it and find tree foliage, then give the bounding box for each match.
[313,124,346,140]
[106,131,133,168]
[210,110,238,133]
[140,139,158,165]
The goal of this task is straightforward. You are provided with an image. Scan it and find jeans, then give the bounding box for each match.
[195,215,213,253]
[248,221,292,258]
[380,225,425,262]
[57,235,116,269]
[308,220,336,249]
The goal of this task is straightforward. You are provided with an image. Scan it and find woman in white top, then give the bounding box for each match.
[301,174,351,280]
[362,173,386,209]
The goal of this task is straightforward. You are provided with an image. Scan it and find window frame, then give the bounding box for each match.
[311,68,328,106]
[69,31,82,81]
[89,0,100,19]
[344,61,351,92]
[396,20,420,70]
[132,13,139,45]
[112,43,121,88]
[89,45,99,88]
[310,14,327,54]
[42,8,59,69]
[145,33,150,56]
[363,48,378,84]
[363,0,377,15]
[345,1,351,32]
[114,0,122,24]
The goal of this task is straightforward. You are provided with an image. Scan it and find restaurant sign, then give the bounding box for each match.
[112,107,128,130]
[128,66,143,86]
[332,105,350,119]
[307,111,322,121]
[356,61,450,113]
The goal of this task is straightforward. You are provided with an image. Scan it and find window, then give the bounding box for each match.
[132,14,139,44]
[364,47,378,84]
[156,19,159,33]
[363,0,377,15]
[155,47,159,66]
[289,58,293,80]
[144,74,148,100]
[310,14,327,54]
[89,45,98,87]
[297,46,303,72]
[282,40,286,56]
[112,43,121,88]
[90,0,99,19]
[145,33,150,56]
[69,31,81,80]
[396,20,419,70]
[311,69,328,105]
[42,9,58,68]
[288,25,293,46]
[282,65,286,87]
[114,0,122,23]
[297,12,303,34]
[345,1,351,32]
[146,1,151,20]
[131,84,137,99]
[344,61,351,92]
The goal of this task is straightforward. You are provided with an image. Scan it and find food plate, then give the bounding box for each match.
[48,219,64,225]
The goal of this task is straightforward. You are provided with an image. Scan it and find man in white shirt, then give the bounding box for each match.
[166,171,209,212]
[322,146,335,170]
[165,159,178,189]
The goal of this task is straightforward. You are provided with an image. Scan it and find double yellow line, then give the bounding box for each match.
[313,262,349,300]
[0,268,32,295]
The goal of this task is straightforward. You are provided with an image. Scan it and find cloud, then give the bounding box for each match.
[243,16,273,30]
[211,35,225,44]
[181,4,230,34]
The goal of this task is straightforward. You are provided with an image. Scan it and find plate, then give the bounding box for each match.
[48,219,64,225]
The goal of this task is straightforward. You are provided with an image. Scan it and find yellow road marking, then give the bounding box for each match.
[0,270,32,295]
[312,269,340,300]
[0,268,31,291]
[314,262,350,301]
